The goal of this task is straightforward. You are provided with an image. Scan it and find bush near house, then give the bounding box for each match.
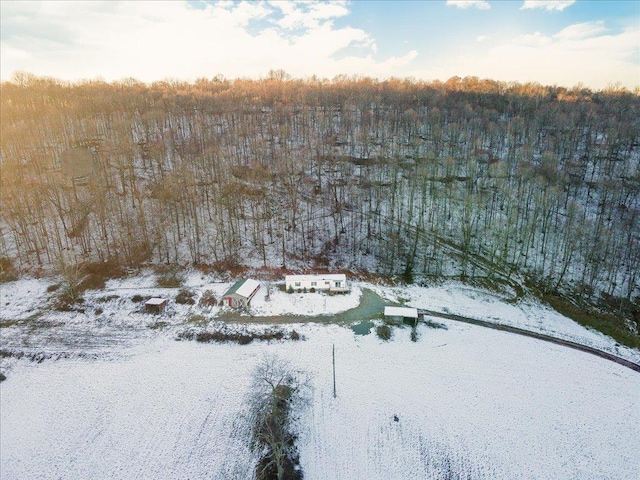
[175,289,196,305]
[376,325,392,341]
[199,290,218,307]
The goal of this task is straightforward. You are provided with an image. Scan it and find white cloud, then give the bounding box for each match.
[521,1,575,12]
[271,0,350,30]
[553,21,607,40]
[420,22,640,90]
[512,32,553,47]
[1,1,636,91]
[0,0,409,82]
[446,0,491,10]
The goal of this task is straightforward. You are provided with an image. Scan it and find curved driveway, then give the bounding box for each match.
[419,309,640,373]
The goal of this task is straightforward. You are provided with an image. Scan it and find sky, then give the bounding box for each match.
[1,0,638,90]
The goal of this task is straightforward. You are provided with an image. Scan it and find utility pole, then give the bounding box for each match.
[332,343,337,398]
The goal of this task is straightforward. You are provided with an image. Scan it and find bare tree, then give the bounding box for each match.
[248,355,309,480]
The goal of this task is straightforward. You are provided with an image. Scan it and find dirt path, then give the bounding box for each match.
[419,309,640,373]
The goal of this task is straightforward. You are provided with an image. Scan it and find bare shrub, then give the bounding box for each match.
[155,267,184,288]
[78,273,106,291]
[187,314,208,325]
[97,294,119,302]
[187,327,299,345]
[424,319,448,330]
[175,288,196,305]
[196,331,254,344]
[82,259,125,279]
[249,355,308,480]
[0,257,18,283]
[376,324,392,341]
[79,259,125,290]
[53,262,85,309]
[198,290,218,307]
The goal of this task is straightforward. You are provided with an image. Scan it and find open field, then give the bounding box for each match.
[2,321,639,480]
[1,274,640,479]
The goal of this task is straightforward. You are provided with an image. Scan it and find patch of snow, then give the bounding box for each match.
[250,284,362,316]
[0,278,52,320]
[368,282,640,364]
[1,323,639,479]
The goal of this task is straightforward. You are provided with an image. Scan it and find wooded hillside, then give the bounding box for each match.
[1,74,639,308]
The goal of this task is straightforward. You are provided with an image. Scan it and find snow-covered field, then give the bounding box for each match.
[369,281,640,365]
[1,273,639,479]
[1,273,637,363]
[2,323,639,479]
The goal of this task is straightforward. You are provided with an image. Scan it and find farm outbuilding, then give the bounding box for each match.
[384,306,418,324]
[221,279,261,309]
[145,297,168,313]
[285,274,348,293]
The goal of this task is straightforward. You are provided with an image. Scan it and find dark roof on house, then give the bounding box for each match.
[223,279,245,297]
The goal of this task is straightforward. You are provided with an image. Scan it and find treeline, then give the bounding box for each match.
[1,73,639,307]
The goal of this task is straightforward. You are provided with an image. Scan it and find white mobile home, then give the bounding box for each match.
[285,274,348,293]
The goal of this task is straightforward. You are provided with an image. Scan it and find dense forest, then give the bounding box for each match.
[1,73,639,318]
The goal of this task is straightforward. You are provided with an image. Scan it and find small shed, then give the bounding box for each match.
[384,306,418,324]
[221,279,261,309]
[145,297,168,313]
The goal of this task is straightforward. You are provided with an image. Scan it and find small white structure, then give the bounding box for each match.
[384,306,418,323]
[221,278,261,309]
[145,297,168,313]
[285,274,348,293]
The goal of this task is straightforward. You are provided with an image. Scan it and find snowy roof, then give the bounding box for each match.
[286,274,346,282]
[384,306,418,318]
[224,279,260,299]
[145,297,167,306]
[236,279,260,298]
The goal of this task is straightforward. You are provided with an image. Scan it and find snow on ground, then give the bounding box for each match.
[1,338,259,479]
[0,278,51,320]
[1,323,639,480]
[369,281,640,364]
[1,276,638,363]
[0,275,362,330]
[1,274,639,478]
[250,284,362,316]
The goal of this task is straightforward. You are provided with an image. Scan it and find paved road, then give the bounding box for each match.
[419,309,640,373]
